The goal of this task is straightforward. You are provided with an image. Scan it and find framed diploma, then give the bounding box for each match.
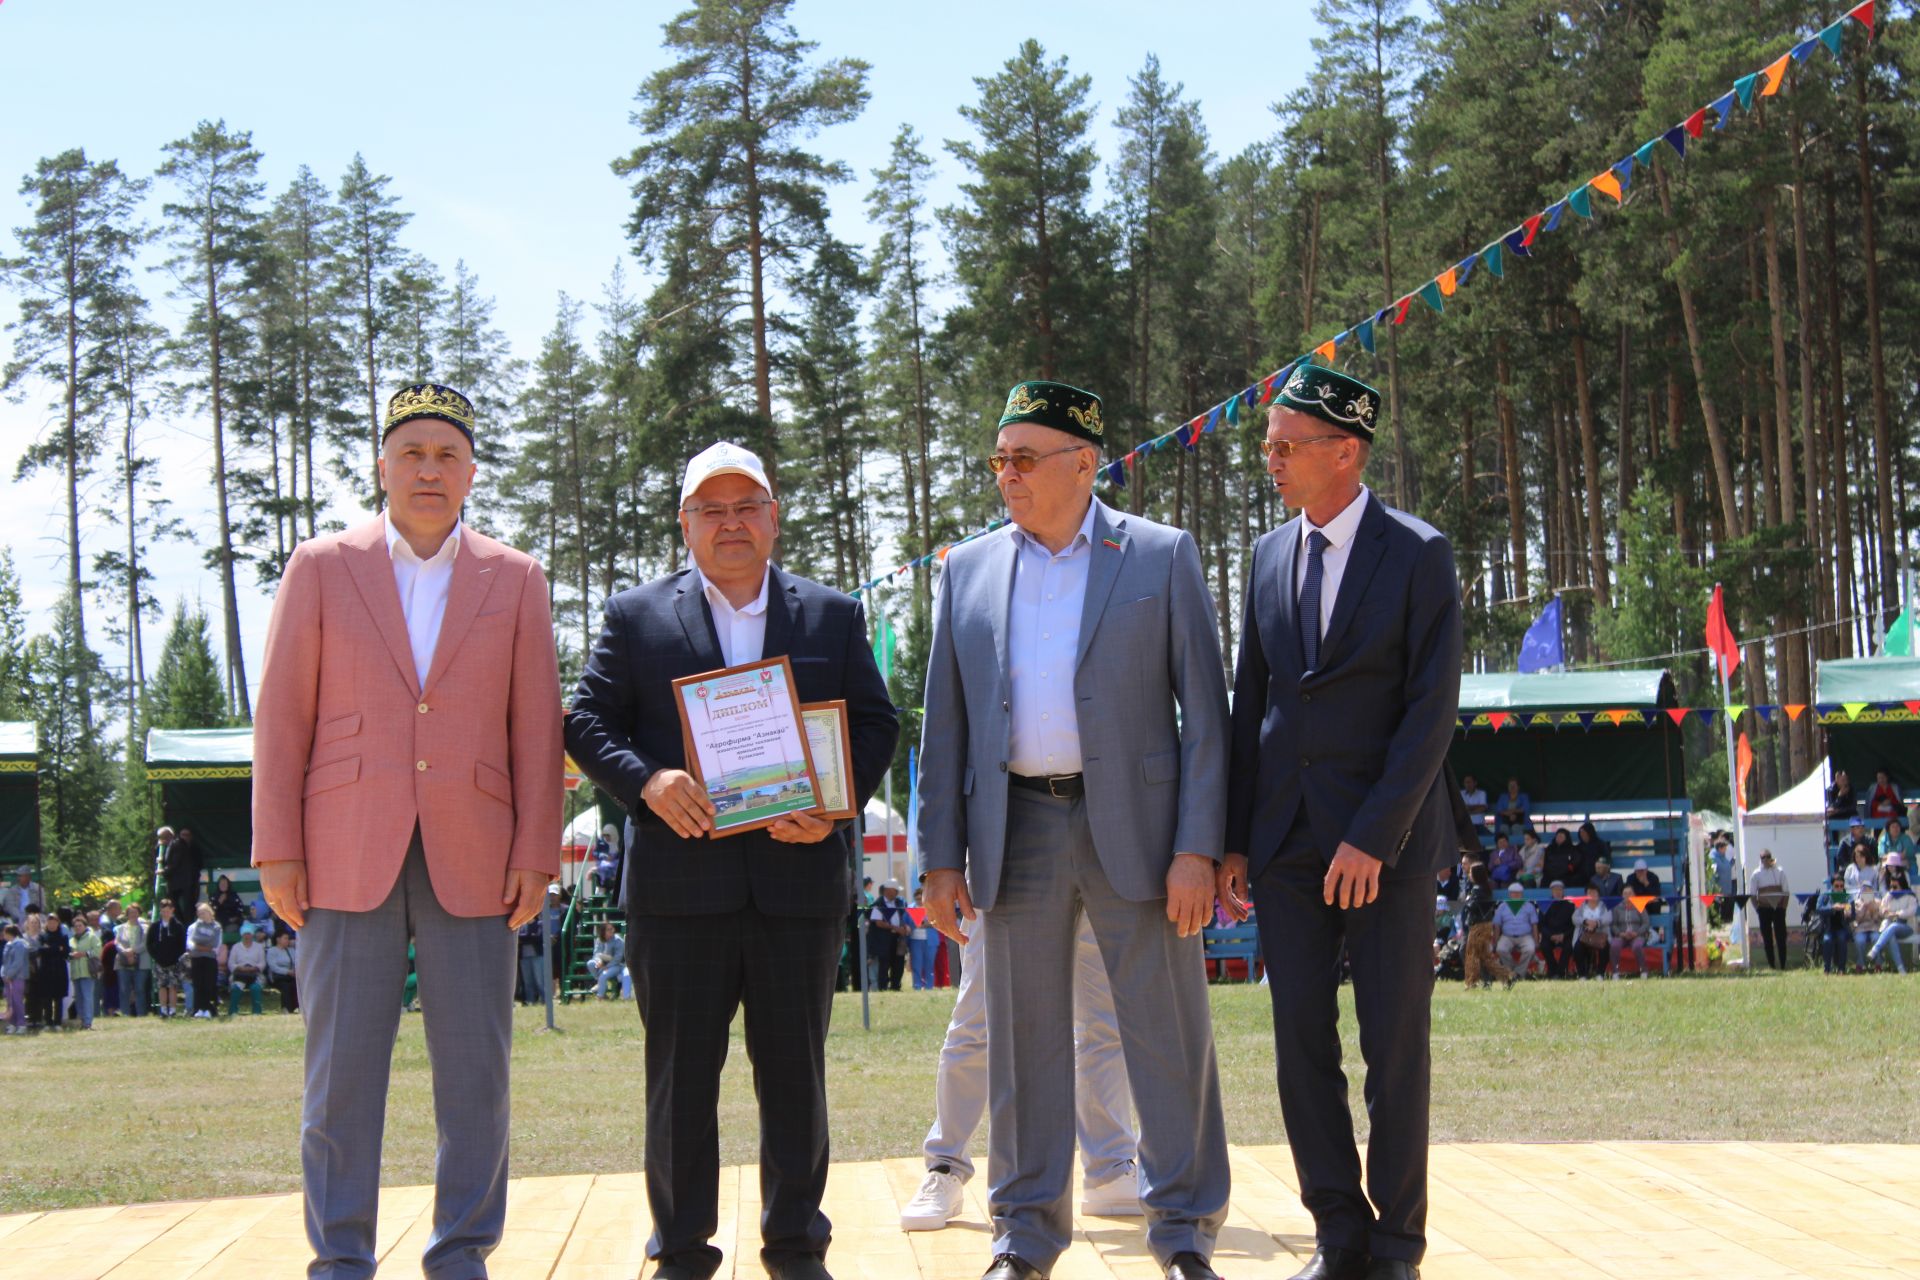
[671,656,824,838]
[800,700,856,820]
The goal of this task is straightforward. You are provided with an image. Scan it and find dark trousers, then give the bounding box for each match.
[189,956,219,1013]
[1756,904,1789,968]
[1575,938,1609,978]
[627,906,841,1278]
[1821,927,1849,973]
[1540,937,1573,978]
[270,973,299,1012]
[1250,821,1433,1265]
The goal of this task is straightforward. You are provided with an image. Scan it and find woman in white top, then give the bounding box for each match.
[1845,844,1881,899]
[1573,891,1611,979]
[1866,867,1916,973]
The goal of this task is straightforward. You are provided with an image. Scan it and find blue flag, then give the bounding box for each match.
[1518,596,1565,673]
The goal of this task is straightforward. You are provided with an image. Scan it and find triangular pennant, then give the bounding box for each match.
[1685,108,1708,138]
[1224,396,1240,427]
[1710,92,1736,130]
[1456,251,1480,286]
[1784,703,1806,721]
[1484,241,1505,277]
[1122,451,1137,470]
[1567,185,1594,219]
[1820,21,1847,56]
[1791,37,1818,63]
[1628,895,1658,913]
[1314,338,1337,364]
[1699,893,1717,907]
[1636,138,1660,168]
[1522,213,1543,247]
[1903,699,1920,716]
[1575,712,1597,731]
[1664,125,1689,158]
[1242,384,1260,410]
[1105,460,1126,488]
[1733,73,1759,110]
[1760,53,1790,97]
[1727,703,1747,721]
[1393,296,1413,324]
[1487,711,1512,732]
[1730,893,1751,908]
[1541,201,1567,233]
[1814,703,1839,719]
[1666,708,1690,727]
[1355,318,1376,354]
[1849,0,1875,34]
[1612,156,1635,192]
[1843,701,1868,721]
[1601,709,1631,726]
[1417,279,1444,313]
[1694,708,1718,727]
[1589,171,1622,204]
[1754,705,1776,723]
[1437,266,1458,297]
[1503,228,1531,259]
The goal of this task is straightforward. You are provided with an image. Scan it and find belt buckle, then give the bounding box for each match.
[1048,775,1072,799]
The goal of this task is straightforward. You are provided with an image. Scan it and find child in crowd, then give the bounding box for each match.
[1,923,25,1033]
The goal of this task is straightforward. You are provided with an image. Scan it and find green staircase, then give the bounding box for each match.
[560,885,626,1002]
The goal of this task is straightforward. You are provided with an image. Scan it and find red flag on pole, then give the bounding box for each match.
[1706,584,1741,681]
[1736,732,1754,812]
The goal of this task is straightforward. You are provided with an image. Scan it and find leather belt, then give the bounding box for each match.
[1009,772,1084,799]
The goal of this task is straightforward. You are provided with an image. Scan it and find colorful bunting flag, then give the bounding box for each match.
[1685,108,1708,138]
[1575,712,1597,731]
[1734,72,1759,111]
[1706,585,1742,679]
[1664,124,1689,157]
[1666,708,1690,727]
[1636,138,1660,168]
[1784,703,1807,721]
[1819,21,1847,55]
[1760,53,1790,96]
[1504,227,1531,258]
[1755,705,1776,723]
[1710,91,1737,129]
[1542,201,1567,233]
[1590,171,1622,204]
[1438,266,1459,297]
[1843,701,1868,720]
[1355,318,1376,354]
[1487,712,1512,732]
[1567,185,1594,219]
[1483,241,1505,278]
[1727,703,1748,721]
[1394,296,1414,324]
[1224,396,1240,427]
[1905,699,1920,716]
[1315,338,1337,364]
[1522,213,1543,247]
[1694,708,1718,727]
[1457,251,1480,285]
[1849,0,1874,34]
[1612,156,1635,192]
[1105,460,1126,488]
[1791,37,1818,62]
[1418,279,1444,313]
[1736,732,1754,811]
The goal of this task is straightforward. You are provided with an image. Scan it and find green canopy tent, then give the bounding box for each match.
[145,728,254,876]
[1814,656,1920,786]
[1449,670,1686,803]
[0,722,40,872]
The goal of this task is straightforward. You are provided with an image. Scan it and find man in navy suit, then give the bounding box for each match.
[564,442,899,1280]
[1219,366,1463,1280]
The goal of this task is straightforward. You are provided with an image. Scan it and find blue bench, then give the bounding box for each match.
[1202,923,1262,983]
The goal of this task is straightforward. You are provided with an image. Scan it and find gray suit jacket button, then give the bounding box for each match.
[999,762,1008,772]
[1300,757,1311,768]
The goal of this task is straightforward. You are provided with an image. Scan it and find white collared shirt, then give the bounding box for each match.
[697,567,771,668]
[1291,485,1370,645]
[384,512,461,687]
[1007,500,1099,777]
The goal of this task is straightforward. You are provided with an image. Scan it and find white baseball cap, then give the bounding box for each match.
[680,442,771,504]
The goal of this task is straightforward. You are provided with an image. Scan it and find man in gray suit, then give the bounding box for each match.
[920,380,1231,1280]
[1219,365,1463,1280]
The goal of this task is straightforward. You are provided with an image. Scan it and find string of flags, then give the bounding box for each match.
[1462,697,1920,732]
[850,1,1879,599]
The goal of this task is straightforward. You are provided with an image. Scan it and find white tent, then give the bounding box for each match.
[1745,761,1831,897]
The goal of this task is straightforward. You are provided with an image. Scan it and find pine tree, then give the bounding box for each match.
[146,601,229,731]
[784,238,873,588]
[0,551,29,722]
[615,0,869,481]
[25,590,116,884]
[157,120,265,720]
[438,259,518,486]
[335,154,411,507]
[266,166,353,543]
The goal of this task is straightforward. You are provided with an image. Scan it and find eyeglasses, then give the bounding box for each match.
[681,499,774,523]
[986,444,1087,474]
[1259,435,1346,459]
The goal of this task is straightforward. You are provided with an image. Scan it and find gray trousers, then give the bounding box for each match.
[984,788,1230,1270]
[922,910,1137,1184]
[298,836,516,1280]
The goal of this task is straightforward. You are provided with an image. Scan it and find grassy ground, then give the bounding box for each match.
[3,970,1914,1213]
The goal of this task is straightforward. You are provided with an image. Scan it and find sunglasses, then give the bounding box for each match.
[986,444,1086,474]
[1259,435,1347,459]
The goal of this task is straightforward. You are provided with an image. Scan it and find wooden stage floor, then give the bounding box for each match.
[5,1142,1917,1280]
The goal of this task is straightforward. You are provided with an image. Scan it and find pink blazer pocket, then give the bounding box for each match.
[303,756,361,798]
[475,760,513,806]
[318,712,362,744]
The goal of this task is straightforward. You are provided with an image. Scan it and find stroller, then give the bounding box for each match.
[1434,932,1466,982]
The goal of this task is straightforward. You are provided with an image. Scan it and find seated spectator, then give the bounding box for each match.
[1538,881,1576,978]
[1624,859,1662,913]
[1867,768,1903,820]
[1573,890,1611,979]
[1517,829,1545,887]
[1826,769,1859,820]
[588,921,624,1001]
[1487,833,1522,887]
[2,923,24,1032]
[1845,842,1881,900]
[147,899,188,1019]
[1865,865,1915,973]
[1883,850,1909,893]
[226,925,268,1016]
[3,865,43,926]
[1492,883,1537,977]
[186,902,222,1019]
[1849,888,1883,971]
[1541,828,1580,888]
[265,930,298,1013]
[1589,857,1625,899]
[590,824,622,898]
[1459,773,1489,820]
[210,874,247,937]
[1817,874,1852,975]
[1879,817,1915,862]
[1459,862,1513,989]
[1609,894,1656,977]
[1494,778,1530,835]
[1574,822,1610,888]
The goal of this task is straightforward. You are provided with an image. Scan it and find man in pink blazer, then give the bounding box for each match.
[253,383,563,1280]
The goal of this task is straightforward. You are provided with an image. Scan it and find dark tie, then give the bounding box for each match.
[1299,530,1329,671]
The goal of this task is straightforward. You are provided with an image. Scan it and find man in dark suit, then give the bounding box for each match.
[564,442,898,1280]
[1218,366,1463,1280]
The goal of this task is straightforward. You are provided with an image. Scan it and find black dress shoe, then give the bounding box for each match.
[1166,1251,1221,1280]
[648,1261,713,1280]
[763,1254,833,1280]
[1362,1260,1419,1280]
[1287,1244,1370,1280]
[983,1253,1046,1280]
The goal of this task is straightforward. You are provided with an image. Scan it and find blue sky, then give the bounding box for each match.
[0,0,1317,704]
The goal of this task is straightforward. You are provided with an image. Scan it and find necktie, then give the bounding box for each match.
[1299,530,1329,671]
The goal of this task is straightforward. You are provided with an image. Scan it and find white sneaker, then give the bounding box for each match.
[900,1167,965,1231]
[1080,1162,1144,1216]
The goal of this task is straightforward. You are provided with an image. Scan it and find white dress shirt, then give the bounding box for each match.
[1007,501,1098,777]
[1291,484,1371,645]
[384,512,461,687]
[697,567,770,667]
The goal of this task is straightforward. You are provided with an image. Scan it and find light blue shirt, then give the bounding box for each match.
[1493,901,1538,936]
[1006,500,1098,777]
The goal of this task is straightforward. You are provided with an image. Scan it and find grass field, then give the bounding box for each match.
[2,970,1914,1214]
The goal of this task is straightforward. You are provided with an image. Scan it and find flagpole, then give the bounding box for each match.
[1714,582,1752,971]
